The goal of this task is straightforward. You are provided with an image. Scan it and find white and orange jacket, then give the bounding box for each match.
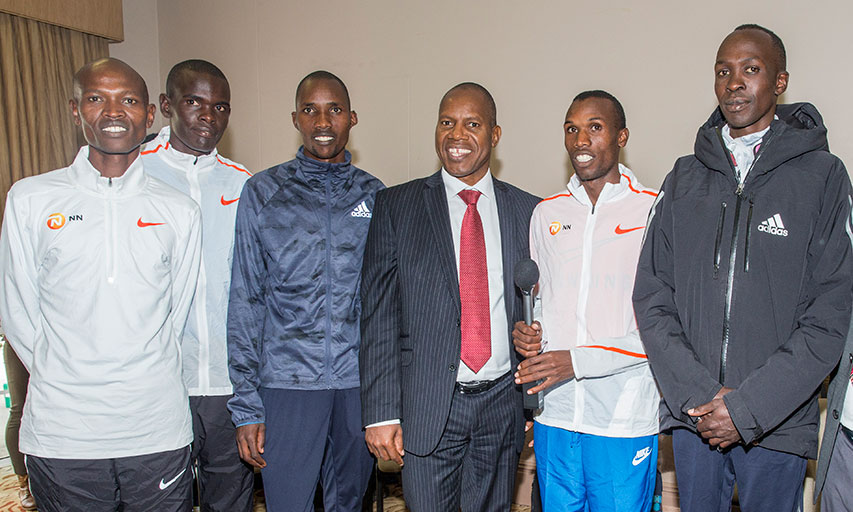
[0,146,201,458]
[142,127,252,396]
[532,165,659,437]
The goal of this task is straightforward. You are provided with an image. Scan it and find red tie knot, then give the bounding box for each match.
[458,189,482,206]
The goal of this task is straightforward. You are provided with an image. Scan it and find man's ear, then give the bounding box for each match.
[159,93,173,119]
[775,71,790,96]
[146,103,156,129]
[617,127,629,148]
[69,99,82,126]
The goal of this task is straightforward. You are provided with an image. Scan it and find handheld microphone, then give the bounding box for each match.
[513,258,539,326]
[514,258,540,408]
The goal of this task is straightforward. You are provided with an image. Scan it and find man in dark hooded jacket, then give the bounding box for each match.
[633,24,853,511]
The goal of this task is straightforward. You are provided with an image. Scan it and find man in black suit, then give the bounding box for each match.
[359,83,539,511]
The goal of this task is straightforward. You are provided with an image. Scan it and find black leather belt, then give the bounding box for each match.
[842,425,853,444]
[456,371,511,395]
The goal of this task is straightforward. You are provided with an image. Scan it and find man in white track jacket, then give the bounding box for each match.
[0,58,201,512]
[142,59,254,512]
[514,91,659,512]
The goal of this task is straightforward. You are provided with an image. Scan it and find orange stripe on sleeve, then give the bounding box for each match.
[621,173,658,197]
[538,193,572,205]
[140,143,165,155]
[580,345,648,359]
[217,156,253,176]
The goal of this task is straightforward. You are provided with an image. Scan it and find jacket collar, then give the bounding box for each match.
[567,163,636,207]
[68,146,147,195]
[144,126,220,171]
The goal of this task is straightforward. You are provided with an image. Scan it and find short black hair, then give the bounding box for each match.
[571,90,626,131]
[295,70,351,110]
[734,24,787,71]
[165,60,228,99]
[441,82,497,127]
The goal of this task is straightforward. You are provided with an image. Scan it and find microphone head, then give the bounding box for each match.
[513,258,539,291]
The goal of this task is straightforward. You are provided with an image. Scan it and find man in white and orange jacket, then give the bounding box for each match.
[142,59,254,511]
[0,58,200,511]
[514,90,659,512]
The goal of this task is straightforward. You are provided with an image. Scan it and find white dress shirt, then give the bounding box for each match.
[441,169,511,382]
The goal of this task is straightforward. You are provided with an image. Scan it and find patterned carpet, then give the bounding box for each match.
[0,464,26,512]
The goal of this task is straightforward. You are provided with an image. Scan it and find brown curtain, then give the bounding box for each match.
[0,12,109,220]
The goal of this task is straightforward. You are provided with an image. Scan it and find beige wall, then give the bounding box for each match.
[112,0,853,197]
[109,0,163,128]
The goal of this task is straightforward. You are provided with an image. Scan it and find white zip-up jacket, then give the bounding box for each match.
[0,146,201,459]
[142,127,251,396]
[532,165,659,437]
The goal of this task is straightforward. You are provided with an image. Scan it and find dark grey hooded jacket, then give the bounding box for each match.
[633,103,853,458]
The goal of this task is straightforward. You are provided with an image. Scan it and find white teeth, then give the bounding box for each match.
[103,126,127,133]
[448,148,471,157]
[575,154,593,163]
[314,136,333,142]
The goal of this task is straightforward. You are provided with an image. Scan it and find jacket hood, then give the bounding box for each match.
[694,102,829,176]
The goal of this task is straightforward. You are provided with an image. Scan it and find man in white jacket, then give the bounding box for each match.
[142,59,253,512]
[513,91,659,511]
[0,58,201,511]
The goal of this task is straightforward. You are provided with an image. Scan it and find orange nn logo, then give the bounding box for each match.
[549,222,562,236]
[137,218,166,228]
[220,195,239,206]
[47,213,66,230]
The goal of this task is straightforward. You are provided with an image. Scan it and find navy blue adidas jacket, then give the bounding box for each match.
[633,103,853,458]
[227,148,384,427]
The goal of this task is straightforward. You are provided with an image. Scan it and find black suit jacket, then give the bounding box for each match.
[359,170,540,456]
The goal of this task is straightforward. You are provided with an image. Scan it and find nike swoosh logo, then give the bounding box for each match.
[158,468,187,490]
[615,224,644,235]
[632,447,651,466]
[137,218,166,228]
[220,195,239,206]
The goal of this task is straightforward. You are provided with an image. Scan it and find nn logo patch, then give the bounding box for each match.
[46,213,82,230]
[549,221,571,235]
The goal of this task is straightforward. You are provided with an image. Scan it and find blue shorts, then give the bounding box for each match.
[534,422,657,512]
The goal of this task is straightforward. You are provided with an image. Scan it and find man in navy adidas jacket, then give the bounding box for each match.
[227,71,383,511]
[633,24,853,511]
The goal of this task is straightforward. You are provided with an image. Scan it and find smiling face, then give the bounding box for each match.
[70,59,155,164]
[435,88,501,186]
[160,70,231,156]
[715,29,788,138]
[564,96,627,185]
[291,78,357,164]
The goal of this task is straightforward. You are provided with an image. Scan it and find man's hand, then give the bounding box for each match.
[513,320,542,357]
[689,386,741,449]
[235,423,266,468]
[525,420,534,448]
[514,350,574,394]
[365,424,405,466]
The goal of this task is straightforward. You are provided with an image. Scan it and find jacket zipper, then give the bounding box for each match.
[573,201,597,426]
[717,129,773,383]
[324,169,333,388]
[744,201,754,273]
[713,202,727,277]
[187,160,210,391]
[106,178,117,285]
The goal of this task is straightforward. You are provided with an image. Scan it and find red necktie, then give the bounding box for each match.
[458,189,491,373]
